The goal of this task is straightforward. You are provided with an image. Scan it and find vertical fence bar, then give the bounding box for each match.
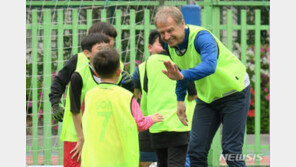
[201,8,206,27]
[210,4,221,166]
[57,9,64,165]
[86,9,92,32]
[101,9,107,22]
[241,10,248,156]
[57,9,64,72]
[144,9,150,61]
[43,9,52,165]
[130,10,136,74]
[31,9,39,165]
[72,9,78,55]
[254,9,261,166]
[203,0,213,31]
[227,9,233,52]
[240,10,247,66]
[115,10,122,59]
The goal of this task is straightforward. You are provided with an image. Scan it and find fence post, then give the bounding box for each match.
[129,10,136,74]
[227,10,233,52]
[72,9,78,55]
[254,9,261,166]
[86,9,93,33]
[43,9,52,165]
[115,10,122,59]
[31,9,39,165]
[203,0,213,31]
[144,9,150,61]
[57,9,64,165]
[240,10,248,158]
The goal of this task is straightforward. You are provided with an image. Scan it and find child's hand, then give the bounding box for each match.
[70,137,84,162]
[52,103,64,122]
[151,113,164,123]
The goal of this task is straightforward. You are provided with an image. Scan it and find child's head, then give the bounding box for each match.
[81,33,110,58]
[90,47,121,80]
[148,29,165,55]
[88,22,117,47]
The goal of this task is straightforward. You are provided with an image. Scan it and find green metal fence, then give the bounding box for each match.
[26,0,270,166]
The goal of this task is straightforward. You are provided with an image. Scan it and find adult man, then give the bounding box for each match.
[154,6,251,167]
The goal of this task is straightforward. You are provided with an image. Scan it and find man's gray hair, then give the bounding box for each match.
[154,6,184,26]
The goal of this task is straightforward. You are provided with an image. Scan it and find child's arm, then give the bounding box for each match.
[69,72,84,162]
[71,113,84,162]
[49,54,78,106]
[49,54,78,122]
[131,98,163,131]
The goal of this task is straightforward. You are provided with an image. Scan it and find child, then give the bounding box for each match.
[132,30,167,167]
[49,22,133,123]
[81,47,163,167]
[60,33,110,167]
[133,30,197,167]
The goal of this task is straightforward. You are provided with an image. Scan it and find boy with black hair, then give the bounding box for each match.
[49,22,133,122]
[132,30,197,167]
[133,30,165,167]
[88,22,117,47]
[60,33,110,167]
[81,47,163,167]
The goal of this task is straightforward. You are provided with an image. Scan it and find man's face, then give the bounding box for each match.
[91,42,109,56]
[149,37,164,55]
[156,16,185,47]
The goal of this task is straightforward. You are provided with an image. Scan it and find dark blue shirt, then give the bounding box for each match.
[132,67,141,89]
[164,26,218,101]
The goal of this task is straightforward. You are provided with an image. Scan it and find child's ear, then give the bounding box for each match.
[116,68,121,77]
[148,44,153,53]
[90,63,100,78]
[83,50,91,58]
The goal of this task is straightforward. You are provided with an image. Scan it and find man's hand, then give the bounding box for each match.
[52,103,64,122]
[70,138,84,162]
[151,113,164,123]
[177,101,188,126]
[162,61,183,80]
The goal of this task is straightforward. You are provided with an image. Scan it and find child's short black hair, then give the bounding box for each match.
[91,47,120,79]
[88,22,117,39]
[149,29,165,48]
[81,33,110,51]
